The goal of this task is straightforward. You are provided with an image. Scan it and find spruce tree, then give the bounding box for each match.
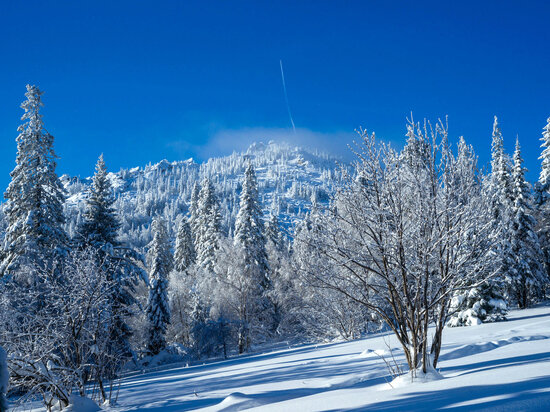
[79,154,119,247]
[510,139,545,308]
[78,154,145,364]
[265,213,284,251]
[489,117,515,294]
[233,163,272,352]
[146,218,173,355]
[174,219,195,272]
[536,118,550,293]
[234,163,269,283]
[538,117,550,200]
[189,181,201,237]
[450,126,509,326]
[1,85,68,277]
[195,178,221,272]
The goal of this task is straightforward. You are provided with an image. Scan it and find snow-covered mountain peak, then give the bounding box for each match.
[62,141,344,249]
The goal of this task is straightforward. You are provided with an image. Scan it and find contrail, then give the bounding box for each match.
[279,60,296,133]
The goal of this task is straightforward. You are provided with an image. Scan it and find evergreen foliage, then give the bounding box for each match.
[194,178,222,272]
[174,219,195,272]
[77,155,146,365]
[79,154,120,247]
[146,218,173,355]
[510,139,546,308]
[1,85,68,277]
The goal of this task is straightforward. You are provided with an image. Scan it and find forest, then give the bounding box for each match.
[1,85,549,411]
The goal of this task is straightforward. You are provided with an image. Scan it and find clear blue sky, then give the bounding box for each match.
[1,1,549,190]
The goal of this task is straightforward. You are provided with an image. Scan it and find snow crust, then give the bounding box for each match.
[65,395,102,411]
[23,305,550,411]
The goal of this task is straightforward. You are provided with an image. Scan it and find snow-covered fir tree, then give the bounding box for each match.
[78,154,119,247]
[146,218,173,355]
[487,116,515,300]
[537,117,550,201]
[189,182,201,235]
[234,163,270,284]
[449,137,508,326]
[77,154,146,365]
[509,138,546,308]
[1,85,68,277]
[535,118,550,290]
[231,163,273,353]
[265,213,285,252]
[174,219,195,272]
[194,178,222,272]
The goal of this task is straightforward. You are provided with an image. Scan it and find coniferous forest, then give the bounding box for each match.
[1,85,550,410]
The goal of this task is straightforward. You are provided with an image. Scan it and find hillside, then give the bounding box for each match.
[74,304,550,411]
[60,141,344,249]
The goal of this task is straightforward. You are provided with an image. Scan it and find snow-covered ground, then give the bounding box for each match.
[94,305,550,411]
[17,305,550,411]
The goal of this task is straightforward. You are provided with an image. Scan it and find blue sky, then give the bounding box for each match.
[1,1,549,190]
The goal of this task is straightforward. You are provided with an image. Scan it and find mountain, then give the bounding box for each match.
[61,141,345,250]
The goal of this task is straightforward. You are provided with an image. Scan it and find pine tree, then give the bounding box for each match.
[488,116,515,296]
[189,181,201,234]
[510,138,546,308]
[234,163,269,284]
[491,117,514,208]
[538,117,550,199]
[233,163,272,353]
[78,154,146,365]
[449,131,508,326]
[79,154,120,247]
[195,178,222,272]
[1,85,68,277]
[146,218,173,355]
[265,213,284,251]
[174,219,195,272]
[536,118,550,294]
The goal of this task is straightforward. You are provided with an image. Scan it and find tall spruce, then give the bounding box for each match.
[78,154,146,364]
[174,219,195,272]
[233,163,272,352]
[265,213,284,252]
[1,85,68,277]
[234,163,269,283]
[489,117,515,295]
[510,138,545,308]
[146,218,172,355]
[189,181,201,238]
[536,118,550,290]
[538,117,550,199]
[195,178,221,272]
[79,154,119,247]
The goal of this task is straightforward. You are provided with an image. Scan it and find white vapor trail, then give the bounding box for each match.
[279,60,296,133]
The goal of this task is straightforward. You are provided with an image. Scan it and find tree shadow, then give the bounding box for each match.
[332,375,550,411]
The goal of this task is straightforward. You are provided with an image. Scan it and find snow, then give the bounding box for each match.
[66,395,102,412]
[67,304,549,411]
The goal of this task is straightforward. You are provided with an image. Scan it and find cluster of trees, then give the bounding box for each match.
[62,139,337,251]
[1,86,549,408]
[294,117,550,374]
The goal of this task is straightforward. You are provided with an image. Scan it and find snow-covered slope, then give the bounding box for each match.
[61,141,343,249]
[106,305,550,411]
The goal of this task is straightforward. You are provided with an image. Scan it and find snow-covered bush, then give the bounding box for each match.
[448,285,507,327]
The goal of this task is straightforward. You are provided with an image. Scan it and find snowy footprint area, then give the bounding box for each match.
[72,306,550,411]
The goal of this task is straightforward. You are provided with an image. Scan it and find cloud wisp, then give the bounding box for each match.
[169,127,359,162]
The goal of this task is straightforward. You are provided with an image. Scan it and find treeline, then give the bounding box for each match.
[1,86,550,410]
